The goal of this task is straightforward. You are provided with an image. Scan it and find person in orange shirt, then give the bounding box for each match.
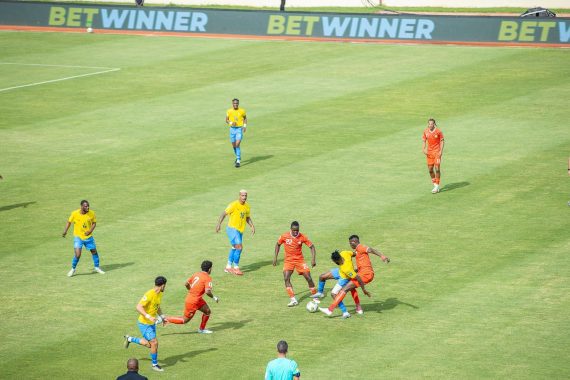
[274,221,317,307]
[163,260,219,334]
[422,118,445,193]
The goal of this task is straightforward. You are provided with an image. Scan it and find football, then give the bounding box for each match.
[306,300,319,313]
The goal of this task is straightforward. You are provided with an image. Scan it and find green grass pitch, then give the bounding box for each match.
[1,31,569,379]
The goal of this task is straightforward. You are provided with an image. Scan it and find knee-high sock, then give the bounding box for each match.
[317,280,325,294]
[150,352,158,366]
[228,248,236,266]
[350,289,360,305]
[91,253,100,267]
[328,290,347,312]
[233,249,242,265]
[129,336,142,345]
[338,301,347,313]
[309,287,317,295]
[235,147,241,160]
[200,314,210,330]
[164,316,185,324]
[286,287,295,298]
[72,256,80,268]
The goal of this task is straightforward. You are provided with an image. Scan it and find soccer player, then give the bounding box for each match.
[318,250,370,318]
[215,189,255,275]
[123,276,168,372]
[226,98,247,168]
[265,340,301,380]
[422,118,445,193]
[274,221,317,307]
[62,199,104,277]
[163,260,219,334]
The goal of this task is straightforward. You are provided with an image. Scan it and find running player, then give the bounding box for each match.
[62,199,104,277]
[226,98,247,168]
[163,260,219,334]
[274,221,317,307]
[318,250,370,318]
[123,276,168,372]
[216,190,255,275]
[422,118,445,193]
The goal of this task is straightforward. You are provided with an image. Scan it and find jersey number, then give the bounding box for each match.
[190,277,200,288]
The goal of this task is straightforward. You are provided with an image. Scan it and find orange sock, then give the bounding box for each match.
[199,314,210,330]
[435,178,440,184]
[350,289,360,305]
[309,287,316,295]
[329,290,347,312]
[286,287,295,298]
[164,316,185,324]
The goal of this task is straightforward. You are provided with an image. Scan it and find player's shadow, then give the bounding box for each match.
[364,298,419,313]
[0,201,36,212]
[239,260,273,273]
[240,155,273,167]
[73,262,135,276]
[212,319,252,332]
[141,348,217,367]
[439,181,470,192]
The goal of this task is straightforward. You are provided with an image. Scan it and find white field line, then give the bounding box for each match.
[0,63,121,92]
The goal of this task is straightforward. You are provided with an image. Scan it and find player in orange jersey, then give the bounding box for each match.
[163,260,219,334]
[422,118,445,193]
[274,221,317,307]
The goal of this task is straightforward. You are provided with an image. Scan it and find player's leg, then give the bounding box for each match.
[319,280,351,317]
[312,269,338,298]
[230,128,238,164]
[68,238,84,276]
[234,128,243,167]
[197,302,212,333]
[225,227,238,274]
[86,237,104,274]
[164,300,196,324]
[299,263,317,297]
[149,338,163,371]
[232,231,244,275]
[328,282,356,312]
[434,160,441,192]
[283,268,297,306]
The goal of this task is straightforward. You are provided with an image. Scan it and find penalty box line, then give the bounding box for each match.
[0,62,121,93]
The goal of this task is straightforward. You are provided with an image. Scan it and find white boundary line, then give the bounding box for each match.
[0,63,121,92]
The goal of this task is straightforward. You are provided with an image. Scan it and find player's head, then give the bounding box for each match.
[232,98,239,109]
[331,250,343,265]
[349,234,360,249]
[201,260,213,273]
[290,221,300,237]
[428,118,436,129]
[80,200,89,212]
[277,340,288,354]
[239,189,248,203]
[126,358,139,372]
[155,276,167,291]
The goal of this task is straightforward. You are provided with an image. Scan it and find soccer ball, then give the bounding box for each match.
[306,301,318,313]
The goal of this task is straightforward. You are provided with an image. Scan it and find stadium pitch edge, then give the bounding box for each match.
[1,25,569,48]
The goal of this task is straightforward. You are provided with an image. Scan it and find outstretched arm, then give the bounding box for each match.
[368,246,390,263]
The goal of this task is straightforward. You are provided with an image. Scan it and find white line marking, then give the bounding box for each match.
[0,63,121,92]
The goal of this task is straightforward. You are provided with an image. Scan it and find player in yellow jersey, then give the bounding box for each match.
[215,190,255,275]
[124,276,168,372]
[318,250,370,318]
[62,200,104,277]
[226,98,247,168]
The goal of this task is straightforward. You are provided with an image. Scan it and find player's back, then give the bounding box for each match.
[186,271,212,300]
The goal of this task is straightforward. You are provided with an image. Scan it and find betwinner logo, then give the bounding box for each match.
[498,21,570,42]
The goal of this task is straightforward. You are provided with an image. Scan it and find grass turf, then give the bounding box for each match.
[0,31,569,379]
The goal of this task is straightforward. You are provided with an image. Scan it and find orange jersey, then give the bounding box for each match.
[422,127,444,153]
[354,244,374,275]
[185,271,212,302]
[277,232,313,262]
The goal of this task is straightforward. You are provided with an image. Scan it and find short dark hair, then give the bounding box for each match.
[80,200,89,206]
[277,340,288,354]
[331,250,341,262]
[232,98,239,103]
[349,234,359,241]
[201,260,213,272]
[290,221,299,228]
[428,118,437,125]
[155,276,167,286]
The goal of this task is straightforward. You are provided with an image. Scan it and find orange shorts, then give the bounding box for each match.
[184,297,206,319]
[283,260,310,274]
[426,152,441,166]
[350,271,374,287]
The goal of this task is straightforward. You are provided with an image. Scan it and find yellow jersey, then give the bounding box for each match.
[225,200,251,233]
[138,288,163,325]
[338,250,357,279]
[227,107,247,127]
[68,209,96,239]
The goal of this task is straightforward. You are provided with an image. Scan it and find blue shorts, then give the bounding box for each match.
[138,322,156,341]
[229,127,243,143]
[330,268,340,280]
[74,236,96,250]
[226,227,243,245]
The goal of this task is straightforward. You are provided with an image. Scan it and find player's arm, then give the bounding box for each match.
[422,139,428,155]
[136,302,156,323]
[246,216,255,236]
[242,115,247,133]
[205,288,219,303]
[273,243,281,266]
[84,222,96,236]
[62,221,71,237]
[309,244,316,267]
[439,138,445,159]
[355,274,371,297]
[215,211,227,233]
[368,246,390,263]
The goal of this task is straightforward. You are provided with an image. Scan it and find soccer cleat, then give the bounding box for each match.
[342,312,351,319]
[123,335,131,349]
[198,329,213,334]
[93,267,105,274]
[235,160,240,168]
[224,267,234,274]
[287,299,299,307]
[310,292,324,299]
[67,268,76,277]
[318,307,333,316]
[432,185,440,194]
[233,268,243,276]
[152,364,164,372]
[355,305,364,315]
